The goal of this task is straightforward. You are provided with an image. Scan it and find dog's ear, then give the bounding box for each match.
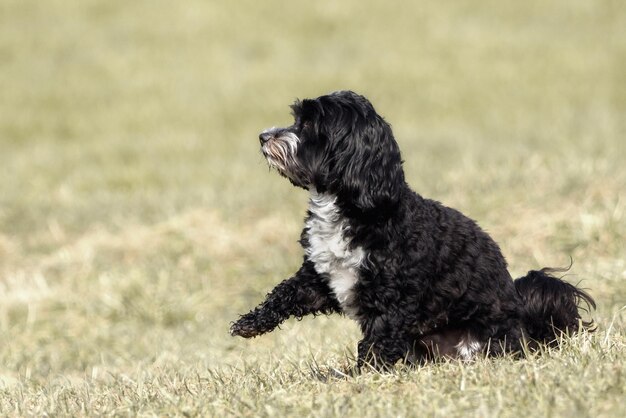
[331,115,405,214]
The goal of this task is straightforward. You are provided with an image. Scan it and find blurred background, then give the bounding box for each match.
[0,0,624,406]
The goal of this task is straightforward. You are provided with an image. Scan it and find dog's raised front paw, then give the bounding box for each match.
[229,317,261,338]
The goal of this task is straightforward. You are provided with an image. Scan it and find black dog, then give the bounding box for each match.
[230,90,595,369]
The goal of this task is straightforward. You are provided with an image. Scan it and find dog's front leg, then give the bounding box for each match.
[357,333,409,370]
[230,261,339,338]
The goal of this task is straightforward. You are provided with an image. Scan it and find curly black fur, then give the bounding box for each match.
[514,267,595,347]
[230,90,596,370]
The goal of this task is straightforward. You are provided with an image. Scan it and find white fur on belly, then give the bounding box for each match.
[455,336,483,360]
[305,191,364,319]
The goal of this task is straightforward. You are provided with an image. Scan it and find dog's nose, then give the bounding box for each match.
[259,132,272,145]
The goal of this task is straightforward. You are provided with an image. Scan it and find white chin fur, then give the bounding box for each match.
[262,129,301,181]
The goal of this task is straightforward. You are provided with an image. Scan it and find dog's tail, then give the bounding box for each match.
[514,266,595,346]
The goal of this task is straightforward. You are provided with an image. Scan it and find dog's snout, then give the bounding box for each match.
[259,132,273,145]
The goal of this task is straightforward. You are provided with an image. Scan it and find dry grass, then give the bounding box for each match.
[0,0,625,416]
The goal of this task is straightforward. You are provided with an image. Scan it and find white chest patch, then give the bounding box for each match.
[305,192,365,319]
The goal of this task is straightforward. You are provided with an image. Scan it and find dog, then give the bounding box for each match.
[230,90,595,369]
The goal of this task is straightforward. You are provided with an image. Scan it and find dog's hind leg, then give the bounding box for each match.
[230,261,340,338]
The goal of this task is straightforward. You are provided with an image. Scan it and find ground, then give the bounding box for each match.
[0,0,624,416]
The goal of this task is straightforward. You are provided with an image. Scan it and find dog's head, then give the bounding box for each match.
[259,91,405,214]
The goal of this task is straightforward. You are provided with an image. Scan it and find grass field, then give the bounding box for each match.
[1,0,625,416]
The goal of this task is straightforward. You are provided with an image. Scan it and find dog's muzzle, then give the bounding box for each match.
[259,131,273,145]
[258,127,305,186]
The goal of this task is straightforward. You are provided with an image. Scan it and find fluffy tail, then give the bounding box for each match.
[514,267,596,346]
